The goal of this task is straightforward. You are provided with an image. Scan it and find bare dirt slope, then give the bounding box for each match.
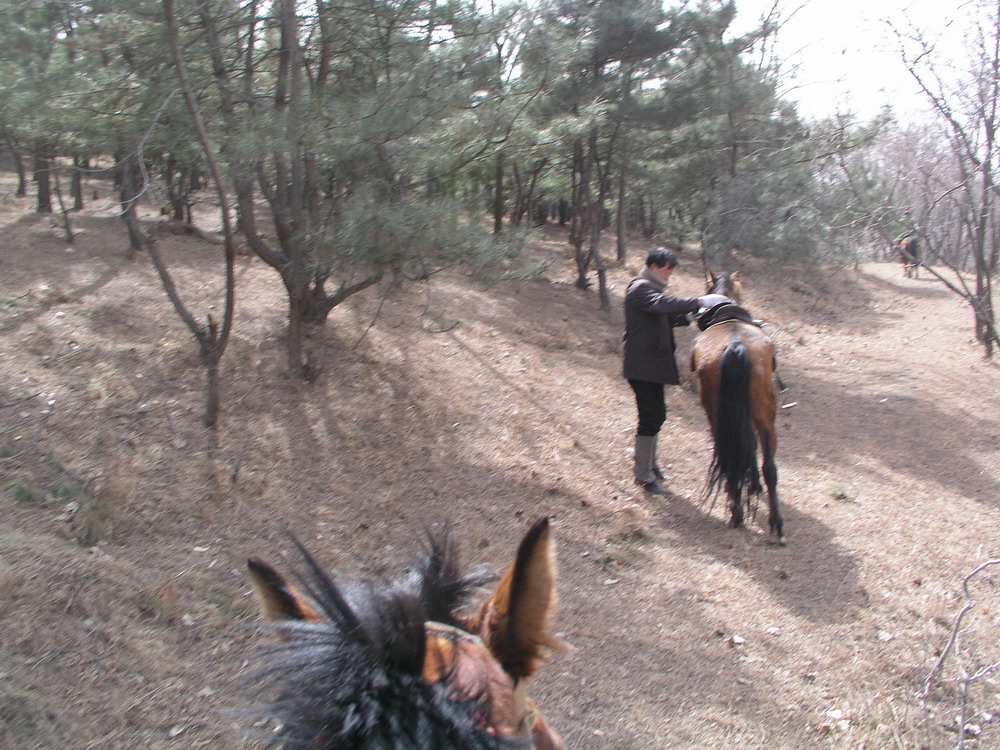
[1,173,998,749]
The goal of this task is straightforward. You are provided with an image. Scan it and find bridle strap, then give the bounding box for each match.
[424,622,537,749]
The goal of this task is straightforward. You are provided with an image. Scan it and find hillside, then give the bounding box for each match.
[1,174,998,749]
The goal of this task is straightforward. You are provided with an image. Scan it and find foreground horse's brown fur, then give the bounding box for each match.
[247,517,566,749]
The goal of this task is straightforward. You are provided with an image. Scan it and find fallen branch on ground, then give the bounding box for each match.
[924,559,1000,749]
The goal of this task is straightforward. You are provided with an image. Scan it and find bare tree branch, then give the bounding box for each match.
[924,559,1000,750]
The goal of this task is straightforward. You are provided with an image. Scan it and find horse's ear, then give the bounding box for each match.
[730,271,741,283]
[706,271,717,292]
[247,558,321,622]
[471,517,566,682]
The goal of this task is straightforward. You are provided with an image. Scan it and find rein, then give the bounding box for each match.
[425,622,537,749]
[426,620,486,647]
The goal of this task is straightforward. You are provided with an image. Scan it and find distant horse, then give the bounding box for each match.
[897,235,920,278]
[691,272,784,543]
[244,517,566,749]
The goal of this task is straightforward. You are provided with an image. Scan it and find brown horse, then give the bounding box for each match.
[898,235,920,278]
[691,272,784,543]
[244,517,566,749]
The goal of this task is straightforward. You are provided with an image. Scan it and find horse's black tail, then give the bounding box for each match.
[707,342,762,511]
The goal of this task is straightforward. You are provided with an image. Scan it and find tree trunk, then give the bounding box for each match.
[493,152,504,234]
[588,178,609,310]
[119,156,145,258]
[558,199,569,226]
[34,155,53,214]
[71,155,84,210]
[975,271,996,356]
[204,359,221,429]
[585,129,610,308]
[286,291,308,377]
[279,258,314,377]
[162,0,239,426]
[511,163,525,224]
[616,170,627,262]
[51,165,75,243]
[3,127,27,196]
[571,140,591,289]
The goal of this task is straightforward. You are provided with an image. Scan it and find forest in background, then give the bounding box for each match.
[0,0,996,401]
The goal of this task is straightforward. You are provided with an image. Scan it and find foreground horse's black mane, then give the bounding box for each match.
[246,531,511,750]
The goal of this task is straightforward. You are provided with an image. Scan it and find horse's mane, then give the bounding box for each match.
[248,531,507,749]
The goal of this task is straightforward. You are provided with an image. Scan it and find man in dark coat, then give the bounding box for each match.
[623,248,730,494]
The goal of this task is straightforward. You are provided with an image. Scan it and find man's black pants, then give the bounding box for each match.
[628,379,666,436]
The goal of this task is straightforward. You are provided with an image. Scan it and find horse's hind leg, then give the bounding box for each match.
[760,432,784,543]
[728,484,744,529]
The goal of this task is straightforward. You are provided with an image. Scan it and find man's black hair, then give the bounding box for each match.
[645,247,678,269]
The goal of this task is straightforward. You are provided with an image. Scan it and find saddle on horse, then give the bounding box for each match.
[696,302,759,331]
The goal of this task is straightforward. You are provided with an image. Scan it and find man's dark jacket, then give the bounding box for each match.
[622,276,701,385]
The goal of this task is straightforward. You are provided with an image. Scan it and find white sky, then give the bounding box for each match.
[732,0,974,120]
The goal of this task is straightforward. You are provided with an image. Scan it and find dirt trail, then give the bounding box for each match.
[1,184,998,749]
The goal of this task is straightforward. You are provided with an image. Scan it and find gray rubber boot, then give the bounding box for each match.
[634,435,668,494]
[651,433,666,480]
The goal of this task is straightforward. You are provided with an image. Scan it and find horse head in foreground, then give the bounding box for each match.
[691,272,785,543]
[245,517,565,748]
